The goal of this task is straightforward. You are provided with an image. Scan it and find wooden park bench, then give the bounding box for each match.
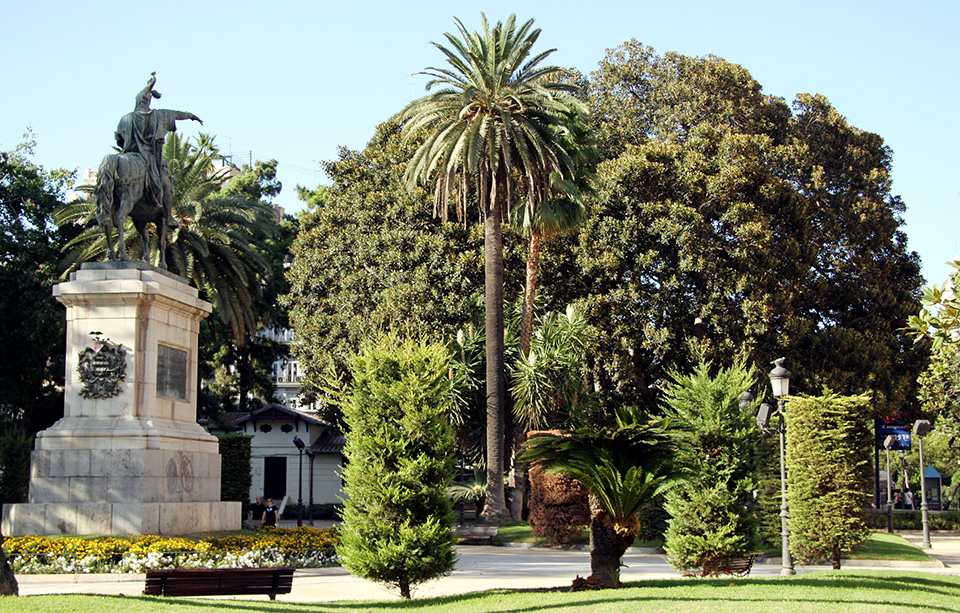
[143,567,295,600]
[682,552,764,578]
[454,524,499,543]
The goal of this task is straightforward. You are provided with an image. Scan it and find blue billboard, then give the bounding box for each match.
[875,419,911,450]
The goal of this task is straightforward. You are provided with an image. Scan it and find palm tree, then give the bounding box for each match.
[401,13,586,522]
[514,109,596,358]
[521,408,685,588]
[57,133,276,344]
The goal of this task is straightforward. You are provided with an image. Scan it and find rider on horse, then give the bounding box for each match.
[113,72,202,230]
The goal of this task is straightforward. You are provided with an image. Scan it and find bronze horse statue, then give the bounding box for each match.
[95,152,171,268]
[95,73,201,269]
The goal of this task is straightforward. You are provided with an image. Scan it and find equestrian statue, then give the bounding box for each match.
[96,72,201,268]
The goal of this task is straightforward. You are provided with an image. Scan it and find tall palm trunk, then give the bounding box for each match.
[519,227,542,358]
[509,227,543,519]
[510,224,543,519]
[481,170,509,523]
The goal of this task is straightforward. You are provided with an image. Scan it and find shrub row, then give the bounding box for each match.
[863,509,960,531]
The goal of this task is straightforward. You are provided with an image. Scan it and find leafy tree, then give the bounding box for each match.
[284,119,494,425]
[522,408,683,587]
[785,390,872,569]
[221,159,282,203]
[401,13,586,522]
[337,335,458,599]
[908,263,960,447]
[908,260,960,345]
[0,136,78,436]
[659,360,760,575]
[0,526,15,595]
[576,42,924,418]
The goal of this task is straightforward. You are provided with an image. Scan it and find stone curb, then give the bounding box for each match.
[760,557,944,569]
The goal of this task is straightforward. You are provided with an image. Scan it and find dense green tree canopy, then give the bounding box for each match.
[288,40,925,433]
[575,41,924,416]
[0,137,77,434]
[284,119,523,398]
[338,335,459,599]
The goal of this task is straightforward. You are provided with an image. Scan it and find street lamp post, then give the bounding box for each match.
[293,436,305,528]
[883,435,895,533]
[768,358,794,576]
[913,420,932,549]
[305,449,316,526]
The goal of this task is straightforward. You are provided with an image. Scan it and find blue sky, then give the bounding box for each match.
[2,1,957,284]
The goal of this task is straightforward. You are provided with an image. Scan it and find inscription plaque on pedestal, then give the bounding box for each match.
[157,344,187,401]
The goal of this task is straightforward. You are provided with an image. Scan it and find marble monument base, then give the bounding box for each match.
[2,501,239,537]
[1,262,241,536]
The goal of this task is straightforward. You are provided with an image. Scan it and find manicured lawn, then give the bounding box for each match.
[847,531,934,562]
[8,571,960,612]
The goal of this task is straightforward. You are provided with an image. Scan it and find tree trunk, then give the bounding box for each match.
[518,228,542,358]
[832,544,842,570]
[399,577,411,599]
[480,170,509,523]
[0,530,18,596]
[509,228,542,520]
[507,425,527,520]
[589,498,631,588]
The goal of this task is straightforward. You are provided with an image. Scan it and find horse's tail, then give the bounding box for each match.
[95,155,118,227]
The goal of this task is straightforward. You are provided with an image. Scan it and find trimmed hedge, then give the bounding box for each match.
[864,509,960,531]
[216,434,253,520]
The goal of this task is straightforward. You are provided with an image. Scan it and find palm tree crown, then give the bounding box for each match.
[402,13,587,220]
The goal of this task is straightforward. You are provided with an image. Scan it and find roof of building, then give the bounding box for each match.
[311,430,346,455]
[226,403,333,428]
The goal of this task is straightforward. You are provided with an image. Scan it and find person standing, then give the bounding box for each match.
[905,488,915,510]
[249,496,265,530]
[262,498,278,528]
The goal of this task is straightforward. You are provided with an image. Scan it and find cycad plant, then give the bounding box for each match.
[522,407,684,587]
[402,13,587,522]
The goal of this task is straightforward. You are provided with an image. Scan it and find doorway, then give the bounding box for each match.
[263,456,287,501]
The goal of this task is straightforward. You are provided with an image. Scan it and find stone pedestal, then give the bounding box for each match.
[1,262,240,536]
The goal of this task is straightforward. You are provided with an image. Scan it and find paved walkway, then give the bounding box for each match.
[15,531,960,602]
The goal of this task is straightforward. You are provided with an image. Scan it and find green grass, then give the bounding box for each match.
[7,571,960,612]
[846,531,934,562]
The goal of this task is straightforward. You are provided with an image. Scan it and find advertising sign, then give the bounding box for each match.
[875,418,911,450]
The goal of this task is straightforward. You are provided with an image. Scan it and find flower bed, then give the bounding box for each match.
[2,526,340,574]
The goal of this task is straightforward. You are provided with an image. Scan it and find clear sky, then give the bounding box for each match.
[2,1,957,284]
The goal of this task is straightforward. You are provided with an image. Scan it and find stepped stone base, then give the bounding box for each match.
[2,501,240,536]
[1,262,241,536]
